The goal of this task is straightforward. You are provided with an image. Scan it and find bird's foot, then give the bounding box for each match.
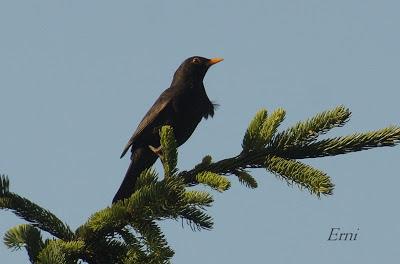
[148,145,163,157]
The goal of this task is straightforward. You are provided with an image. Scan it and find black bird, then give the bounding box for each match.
[113,56,223,203]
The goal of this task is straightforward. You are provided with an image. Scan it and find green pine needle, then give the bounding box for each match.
[242,108,286,151]
[201,155,212,165]
[283,126,400,159]
[184,191,214,207]
[242,109,268,151]
[80,202,129,236]
[80,177,185,239]
[136,168,159,189]
[266,155,334,196]
[194,155,213,171]
[4,224,42,250]
[259,108,286,147]
[4,224,44,263]
[36,240,68,264]
[123,248,149,264]
[180,206,214,230]
[234,170,258,189]
[273,105,351,149]
[0,174,9,196]
[160,126,178,177]
[38,240,84,263]
[133,220,174,262]
[196,171,231,192]
[0,193,73,240]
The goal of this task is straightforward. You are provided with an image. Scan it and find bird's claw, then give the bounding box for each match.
[149,145,163,157]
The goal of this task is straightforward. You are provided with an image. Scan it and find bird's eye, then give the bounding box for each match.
[192,57,201,64]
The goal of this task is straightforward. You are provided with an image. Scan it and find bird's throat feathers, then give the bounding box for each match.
[171,69,206,88]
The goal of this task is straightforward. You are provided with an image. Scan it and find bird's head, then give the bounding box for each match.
[171,56,223,86]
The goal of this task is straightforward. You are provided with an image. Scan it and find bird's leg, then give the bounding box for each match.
[148,145,163,158]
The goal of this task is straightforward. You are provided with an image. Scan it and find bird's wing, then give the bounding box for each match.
[120,88,176,158]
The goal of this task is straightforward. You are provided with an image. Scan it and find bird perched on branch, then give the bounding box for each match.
[113,56,223,203]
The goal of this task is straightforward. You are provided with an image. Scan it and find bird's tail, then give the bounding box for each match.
[112,147,158,204]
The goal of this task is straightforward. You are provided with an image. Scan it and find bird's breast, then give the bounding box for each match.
[170,91,208,146]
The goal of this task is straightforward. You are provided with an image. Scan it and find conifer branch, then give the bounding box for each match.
[4,224,44,263]
[184,191,213,208]
[179,206,213,231]
[233,170,258,189]
[242,109,268,151]
[279,126,400,159]
[83,236,127,263]
[195,171,231,192]
[132,220,174,263]
[123,248,149,264]
[0,175,74,240]
[120,228,148,264]
[242,108,286,151]
[159,126,178,177]
[2,106,399,263]
[266,155,334,196]
[37,240,85,263]
[260,108,286,148]
[193,155,213,171]
[36,242,67,264]
[76,173,211,262]
[179,107,400,197]
[0,175,10,195]
[272,105,351,149]
[135,168,159,189]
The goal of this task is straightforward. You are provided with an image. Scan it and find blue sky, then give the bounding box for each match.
[1,1,399,263]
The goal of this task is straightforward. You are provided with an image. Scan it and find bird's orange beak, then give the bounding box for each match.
[208,57,224,66]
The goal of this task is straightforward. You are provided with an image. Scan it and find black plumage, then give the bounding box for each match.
[113,56,223,203]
